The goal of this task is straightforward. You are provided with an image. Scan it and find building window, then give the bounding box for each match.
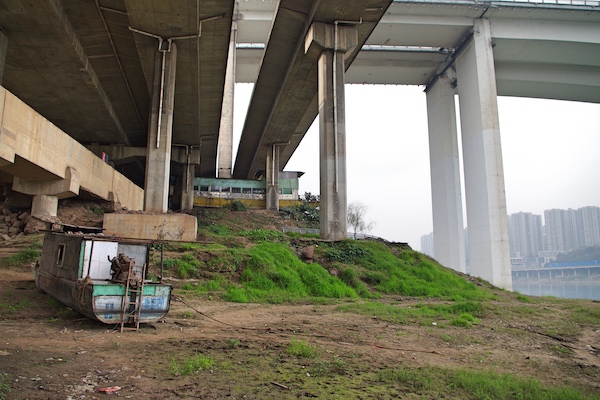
[56,244,66,267]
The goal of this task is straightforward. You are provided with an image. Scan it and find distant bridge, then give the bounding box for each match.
[513,264,600,280]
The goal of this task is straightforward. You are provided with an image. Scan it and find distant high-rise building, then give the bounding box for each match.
[544,206,600,253]
[580,206,600,247]
[508,212,543,259]
[545,209,569,252]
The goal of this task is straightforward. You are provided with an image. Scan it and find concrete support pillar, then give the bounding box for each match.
[305,22,357,241]
[426,75,466,273]
[266,144,280,211]
[456,19,512,290]
[218,21,236,179]
[31,195,59,218]
[145,41,177,212]
[180,162,194,211]
[0,30,7,84]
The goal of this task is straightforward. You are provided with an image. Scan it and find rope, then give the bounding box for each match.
[175,296,264,331]
[77,276,93,306]
[175,296,445,355]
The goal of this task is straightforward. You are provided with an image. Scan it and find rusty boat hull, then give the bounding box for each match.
[34,230,171,325]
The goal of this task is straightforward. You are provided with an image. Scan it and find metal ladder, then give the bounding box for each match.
[120,261,145,332]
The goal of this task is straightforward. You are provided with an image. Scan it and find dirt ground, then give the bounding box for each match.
[0,201,598,399]
[0,261,599,399]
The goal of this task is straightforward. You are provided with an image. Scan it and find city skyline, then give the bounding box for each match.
[421,205,600,268]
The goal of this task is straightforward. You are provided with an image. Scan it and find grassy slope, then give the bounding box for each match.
[155,208,600,399]
[1,207,599,399]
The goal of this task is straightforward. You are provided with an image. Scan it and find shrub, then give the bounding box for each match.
[224,200,248,212]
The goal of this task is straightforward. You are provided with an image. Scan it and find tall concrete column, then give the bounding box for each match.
[305,22,357,241]
[218,21,236,179]
[180,162,194,210]
[144,41,177,212]
[265,144,280,211]
[455,19,512,290]
[0,30,7,84]
[426,75,466,273]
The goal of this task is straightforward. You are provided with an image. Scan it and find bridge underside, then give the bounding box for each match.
[0,0,598,288]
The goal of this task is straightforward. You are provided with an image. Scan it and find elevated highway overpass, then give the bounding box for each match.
[0,0,599,290]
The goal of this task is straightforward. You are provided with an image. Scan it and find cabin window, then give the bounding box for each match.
[56,244,66,267]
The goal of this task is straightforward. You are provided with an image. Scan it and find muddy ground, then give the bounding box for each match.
[0,200,598,399]
[1,259,599,399]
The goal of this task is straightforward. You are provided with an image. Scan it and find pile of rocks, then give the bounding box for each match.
[0,207,29,241]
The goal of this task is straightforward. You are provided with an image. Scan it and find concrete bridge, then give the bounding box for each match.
[513,265,600,280]
[0,0,599,290]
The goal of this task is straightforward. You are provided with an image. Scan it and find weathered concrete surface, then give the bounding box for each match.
[103,213,197,242]
[0,86,143,211]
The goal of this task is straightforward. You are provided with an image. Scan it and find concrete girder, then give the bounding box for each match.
[218,20,237,179]
[12,166,79,200]
[86,145,201,166]
[0,86,143,211]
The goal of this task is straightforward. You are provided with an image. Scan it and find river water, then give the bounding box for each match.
[512,280,600,301]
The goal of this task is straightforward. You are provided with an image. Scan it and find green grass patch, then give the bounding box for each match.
[0,372,10,400]
[340,242,491,301]
[160,253,202,279]
[239,228,289,243]
[516,292,532,303]
[170,353,214,376]
[323,240,371,263]
[206,248,246,272]
[378,366,598,399]
[450,312,478,327]
[551,345,574,356]
[224,242,358,303]
[205,224,234,236]
[0,299,31,315]
[287,340,317,358]
[179,276,228,294]
[338,300,483,326]
[0,247,41,267]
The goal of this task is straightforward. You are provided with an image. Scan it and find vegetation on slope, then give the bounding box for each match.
[1,206,598,399]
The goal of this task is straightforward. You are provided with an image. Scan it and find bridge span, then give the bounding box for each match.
[0,0,599,290]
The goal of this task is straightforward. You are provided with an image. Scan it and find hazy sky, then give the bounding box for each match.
[233,83,600,250]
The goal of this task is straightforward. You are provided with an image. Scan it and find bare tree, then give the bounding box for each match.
[347,202,375,239]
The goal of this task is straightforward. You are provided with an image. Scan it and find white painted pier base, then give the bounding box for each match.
[455,19,512,290]
[426,75,466,274]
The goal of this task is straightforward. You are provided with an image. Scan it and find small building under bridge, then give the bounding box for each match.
[193,171,309,209]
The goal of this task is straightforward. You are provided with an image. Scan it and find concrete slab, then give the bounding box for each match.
[103,213,197,242]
